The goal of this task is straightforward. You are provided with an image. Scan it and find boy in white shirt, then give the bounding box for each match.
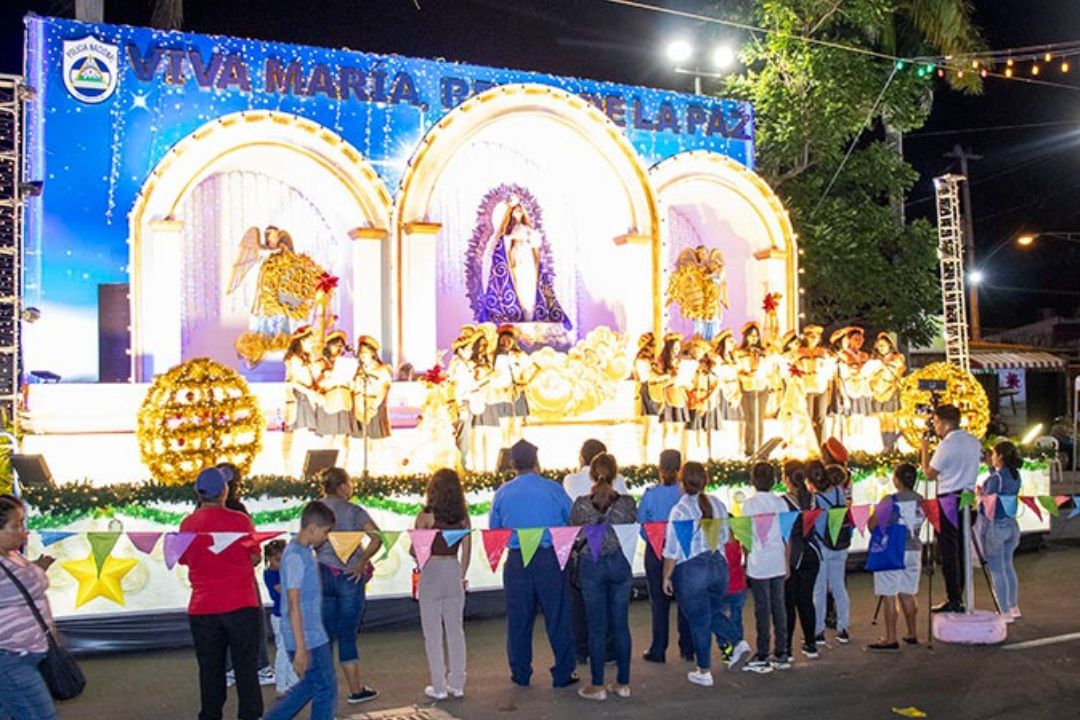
[741,463,790,673]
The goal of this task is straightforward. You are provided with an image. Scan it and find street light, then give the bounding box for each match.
[665,39,739,95]
[1015,231,1080,248]
[666,39,693,64]
[712,45,736,70]
[968,269,985,286]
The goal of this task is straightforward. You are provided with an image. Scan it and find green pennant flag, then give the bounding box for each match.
[700,518,722,551]
[827,508,847,546]
[729,516,752,552]
[374,530,400,559]
[87,531,121,573]
[959,490,977,511]
[517,528,544,567]
[1038,495,1061,517]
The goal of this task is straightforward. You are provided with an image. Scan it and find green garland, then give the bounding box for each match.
[21,453,1052,530]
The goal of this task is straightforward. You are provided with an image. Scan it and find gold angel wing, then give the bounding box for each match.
[227,226,262,295]
[674,246,699,270]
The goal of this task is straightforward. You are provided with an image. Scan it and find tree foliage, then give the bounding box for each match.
[723,0,981,345]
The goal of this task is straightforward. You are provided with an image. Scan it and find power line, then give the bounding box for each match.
[908,121,1078,138]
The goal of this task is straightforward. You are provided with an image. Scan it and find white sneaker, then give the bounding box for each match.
[688,669,714,687]
[225,670,236,688]
[424,686,448,700]
[257,667,276,686]
[447,687,465,698]
[728,640,751,670]
[1010,607,1022,620]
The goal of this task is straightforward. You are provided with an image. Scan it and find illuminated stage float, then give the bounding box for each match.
[18,17,1048,635]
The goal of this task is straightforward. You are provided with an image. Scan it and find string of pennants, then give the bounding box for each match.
[34,493,1079,579]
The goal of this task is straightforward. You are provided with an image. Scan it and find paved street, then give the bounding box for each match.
[54,521,1080,720]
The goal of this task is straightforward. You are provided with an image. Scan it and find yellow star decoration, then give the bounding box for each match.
[62,554,138,608]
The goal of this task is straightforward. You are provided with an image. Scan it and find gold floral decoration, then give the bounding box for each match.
[525,327,630,421]
[136,358,265,486]
[256,250,326,321]
[897,362,990,449]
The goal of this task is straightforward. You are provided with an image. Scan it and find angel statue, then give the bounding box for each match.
[665,245,729,340]
[477,194,571,329]
[228,225,329,367]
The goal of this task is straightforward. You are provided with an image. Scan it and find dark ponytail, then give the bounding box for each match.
[994,440,1023,474]
[679,461,712,519]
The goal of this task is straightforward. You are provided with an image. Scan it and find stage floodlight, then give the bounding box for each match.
[666,39,693,64]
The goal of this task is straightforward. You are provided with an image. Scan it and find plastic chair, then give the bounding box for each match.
[1035,436,1064,487]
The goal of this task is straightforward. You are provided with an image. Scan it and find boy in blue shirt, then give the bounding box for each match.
[264,502,337,720]
[263,540,299,696]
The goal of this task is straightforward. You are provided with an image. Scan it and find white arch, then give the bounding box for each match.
[129,111,392,380]
[650,151,800,333]
[391,83,661,365]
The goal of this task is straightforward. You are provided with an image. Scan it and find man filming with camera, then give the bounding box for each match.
[920,404,982,614]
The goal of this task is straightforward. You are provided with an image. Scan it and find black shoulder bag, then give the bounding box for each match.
[0,558,86,700]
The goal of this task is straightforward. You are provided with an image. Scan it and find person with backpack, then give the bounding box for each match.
[809,462,852,647]
[780,461,820,659]
[868,463,925,650]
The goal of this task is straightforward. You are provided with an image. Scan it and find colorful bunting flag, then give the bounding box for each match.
[87,531,121,571]
[516,528,544,567]
[482,528,512,572]
[643,521,667,560]
[752,513,774,546]
[582,524,607,562]
[959,490,977,511]
[1020,495,1042,521]
[613,523,640,565]
[700,518,722,551]
[729,516,752,551]
[874,497,895,528]
[441,529,470,548]
[163,532,196,569]
[673,520,695,557]
[921,500,941,533]
[127,531,163,555]
[328,532,365,565]
[849,505,870,536]
[778,511,799,544]
[1054,495,1069,509]
[250,531,284,545]
[1037,495,1060,517]
[408,529,439,570]
[1070,496,1080,520]
[549,526,580,571]
[826,508,847,546]
[980,494,998,520]
[38,530,76,547]
[801,508,823,538]
[939,495,959,529]
[208,532,246,554]
[374,530,401,559]
[998,495,1018,519]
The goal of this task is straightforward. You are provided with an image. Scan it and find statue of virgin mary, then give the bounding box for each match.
[477,195,571,329]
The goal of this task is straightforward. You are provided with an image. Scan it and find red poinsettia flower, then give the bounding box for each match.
[787,362,806,378]
[316,272,340,294]
[422,364,447,384]
[763,292,781,313]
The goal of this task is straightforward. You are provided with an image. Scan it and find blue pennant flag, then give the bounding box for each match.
[441,529,470,548]
[999,495,1019,519]
[778,511,800,544]
[673,520,694,558]
[1069,496,1080,520]
[38,531,76,547]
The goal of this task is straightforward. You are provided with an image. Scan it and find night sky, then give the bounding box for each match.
[3,0,1079,331]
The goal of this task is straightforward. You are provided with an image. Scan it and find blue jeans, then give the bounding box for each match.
[319,564,366,664]
[715,590,746,646]
[503,547,576,687]
[0,650,58,720]
[578,552,632,687]
[981,518,1020,610]
[644,546,694,660]
[814,547,849,634]
[672,552,729,671]
[264,642,336,720]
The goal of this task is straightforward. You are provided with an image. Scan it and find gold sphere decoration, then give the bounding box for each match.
[137,358,264,486]
[897,361,990,449]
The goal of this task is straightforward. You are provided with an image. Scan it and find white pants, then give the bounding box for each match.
[269,613,300,693]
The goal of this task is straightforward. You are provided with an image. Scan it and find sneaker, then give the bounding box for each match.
[720,642,733,663]
[801,643,819,659]
[742,658,774,674]
[1010,607,1022,620]
[770,655,792,670]
[607,683,632,699]
[347,687,379,704]
[577,686,607,701]
[424,686,448,700]
[814,632,829,648]
[728,640,752,670]
[257,667,275,686]
[687,669,714,687]
[641,651,665,664]
[225,670,236,688]
[837,629,850,645]
[447,687,465,698]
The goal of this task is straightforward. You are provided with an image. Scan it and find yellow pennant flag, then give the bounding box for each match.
[700,518,723,551]
[328,532,365,565]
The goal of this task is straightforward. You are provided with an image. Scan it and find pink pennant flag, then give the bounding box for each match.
[408,529,439,570]
[643,522,666,560]
[753,513,774,545]
[849,505,870,536]
[126,531,162,555]
[163,532,196,569]
[980,494,998,519]
[1020,495,1043,521]
[1055,495,1070,508]
[549,526,581,571]
[482,529,512,572]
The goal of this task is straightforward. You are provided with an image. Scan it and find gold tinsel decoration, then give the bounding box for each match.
[136,358,265,486]
[525,327,630,422]
[256,250,325,321]
[897,361,990,449]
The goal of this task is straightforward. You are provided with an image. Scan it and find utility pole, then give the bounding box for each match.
[945,145,983,340]
[75,0,104,22]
